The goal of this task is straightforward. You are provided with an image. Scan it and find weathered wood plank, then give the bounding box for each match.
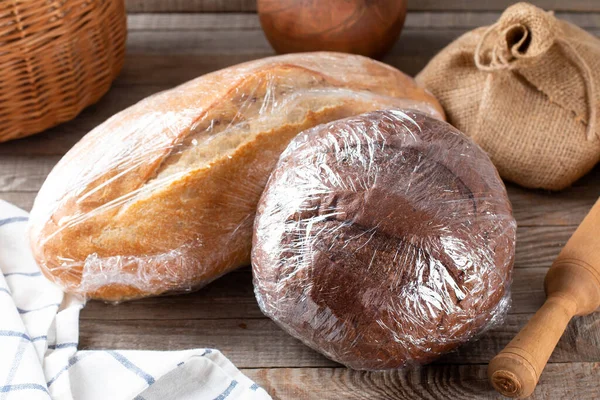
[405,11,600,29]
[0,191,34,211]
[242,363,600,400]
[122,28,600,80]
[0,155,61,191]
[125,30,271,54]
[79,266,547,321]
[125,12,600,31]
[125,0,257,13]
[82,268,262,320]
[116,54,264,85]
[123,28,600,57]
[513,226,574,267]
[124,0,600,13]
[505,169,600,227]
[118,12,600,82]
[119,26,600,80]
[77,312,600,367]
[440,313,600,365]
[127,13,263,31]
[78,318,333,368]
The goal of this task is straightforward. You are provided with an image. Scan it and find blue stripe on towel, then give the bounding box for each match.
[200,349,213,357]
[0,216,28,227]
[107,351,156,386]
[0,331,47,344]
[250,383,260,391]
[0,287,10,295]
[0,330,30,341]
[17,303,60,315]
[47,354,87,387]
[186,349,214,363]
[3,271,42,277]
[0,383,49,394]
[4,339,28,393]
[47,342,78,350]
[213,380,238,400]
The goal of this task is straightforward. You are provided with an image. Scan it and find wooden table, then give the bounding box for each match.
[2,1,600,398]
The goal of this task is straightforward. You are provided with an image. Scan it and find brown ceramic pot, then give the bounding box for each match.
[258,0,408,58]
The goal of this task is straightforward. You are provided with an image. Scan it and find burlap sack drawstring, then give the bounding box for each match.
[474,21,598,142]
[474,22,519,71]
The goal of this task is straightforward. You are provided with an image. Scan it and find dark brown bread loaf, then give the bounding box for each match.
[252,110,516,370]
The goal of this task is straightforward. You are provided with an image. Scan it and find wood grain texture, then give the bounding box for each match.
[404,11,600,29]
[1,9,600,399]
[127,12,262,30]
[79,266,548,321]
[125,12,600,31]
[242,363,600,400]
[505,169,600,226]
[123,28,600,57]
[124,0,600,13]
[125,0,257,13]
[0,192,34,211]
[78,312,600,367]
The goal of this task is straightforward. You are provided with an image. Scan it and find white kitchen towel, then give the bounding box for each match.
[0,200,271,400]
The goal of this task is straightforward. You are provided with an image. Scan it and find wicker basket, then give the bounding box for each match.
[0,0,127,142]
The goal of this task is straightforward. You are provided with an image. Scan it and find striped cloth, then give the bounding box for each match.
[0,200,271,400]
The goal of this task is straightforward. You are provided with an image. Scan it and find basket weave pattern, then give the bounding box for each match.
[0,0,126,142]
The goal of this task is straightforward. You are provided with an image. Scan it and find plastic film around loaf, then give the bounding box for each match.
[252,109,516,370]
[28,52,445,302]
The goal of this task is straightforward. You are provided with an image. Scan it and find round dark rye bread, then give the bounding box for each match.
[252,110,516,370]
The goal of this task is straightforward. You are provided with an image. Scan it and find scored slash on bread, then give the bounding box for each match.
[29,52,444,302]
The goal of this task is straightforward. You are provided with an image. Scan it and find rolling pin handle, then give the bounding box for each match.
[488,295,576,398]
[489,198,600,398]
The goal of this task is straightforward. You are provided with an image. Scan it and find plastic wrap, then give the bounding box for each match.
[28,52,444,302]
[252,109,516,370]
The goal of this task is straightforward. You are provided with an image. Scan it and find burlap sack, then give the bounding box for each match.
[417,2,600,190]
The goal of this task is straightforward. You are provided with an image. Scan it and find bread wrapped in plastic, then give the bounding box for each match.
[252,109,516,369]
[28,52,444,302]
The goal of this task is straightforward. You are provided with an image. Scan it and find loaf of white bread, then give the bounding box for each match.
[29,52,444,302]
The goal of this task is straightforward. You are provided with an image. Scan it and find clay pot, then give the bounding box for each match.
[258,0,408,58]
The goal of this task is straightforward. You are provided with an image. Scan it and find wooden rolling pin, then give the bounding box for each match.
[488,198,600,398]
